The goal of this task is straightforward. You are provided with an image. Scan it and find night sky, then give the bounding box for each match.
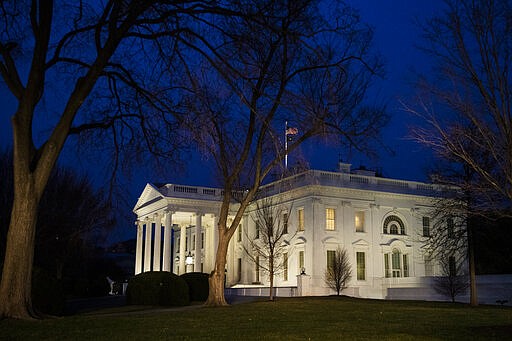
[0,1,446,242]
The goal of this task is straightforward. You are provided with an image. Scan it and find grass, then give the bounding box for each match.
[1,296,511,340]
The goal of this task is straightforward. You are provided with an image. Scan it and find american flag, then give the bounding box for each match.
[286,127,298,135]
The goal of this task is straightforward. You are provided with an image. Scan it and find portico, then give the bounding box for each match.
[133,183,230,276]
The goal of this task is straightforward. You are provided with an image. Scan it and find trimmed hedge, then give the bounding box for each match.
[126,271,189,306]
[180,272,209,301]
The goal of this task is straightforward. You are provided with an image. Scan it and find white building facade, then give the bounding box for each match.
[133,164,449,300]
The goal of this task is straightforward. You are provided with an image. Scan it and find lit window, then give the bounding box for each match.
[384,254,390,278]
[384,249,408,278]
[403,254,409,277]
[355,211,365,232]
[422,217,430,237]
[283,253,288,281]
[327,250,336,270]
[391,249,401,277]
[299,251,304,272]
[298,208,304,231]
[356,252,365,280]
[383,215,405,235]
[326,208,335,230]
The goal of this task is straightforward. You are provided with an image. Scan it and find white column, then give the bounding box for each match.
[134,221,143,275]
[179,224,186,274]
[144,218,153,272]
[195,213,202,272]
[162,211,173,272]
[153,213,162,271]
[212,214,219,270]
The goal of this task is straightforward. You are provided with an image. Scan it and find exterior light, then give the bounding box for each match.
[185,251,194,265]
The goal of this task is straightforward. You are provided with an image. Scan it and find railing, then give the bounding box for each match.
[225,285,298,297]
[160,170,442,201]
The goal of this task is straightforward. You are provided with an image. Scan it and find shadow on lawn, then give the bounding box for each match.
[469,324,512,339]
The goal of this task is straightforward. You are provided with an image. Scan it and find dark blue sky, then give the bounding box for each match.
[0,1,446,242]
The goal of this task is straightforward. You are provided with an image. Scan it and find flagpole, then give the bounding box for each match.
[285,121,288,171]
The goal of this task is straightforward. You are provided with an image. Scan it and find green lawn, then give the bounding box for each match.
[1,296,511,340]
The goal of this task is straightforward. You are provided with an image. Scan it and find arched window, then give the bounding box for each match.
[383,215,405,235]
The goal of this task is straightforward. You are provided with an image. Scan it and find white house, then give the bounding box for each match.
[132,162,461,301]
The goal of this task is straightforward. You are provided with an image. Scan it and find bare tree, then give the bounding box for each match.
[243,197,294,301]
[433,252,469,303]
[405,0,512,214]
[0,0,257,319]
[324,246,352,296]
[405,0,512,308]
[170,0,388,307]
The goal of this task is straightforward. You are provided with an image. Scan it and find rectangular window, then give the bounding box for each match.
[356,252,365,280]
[424,256,433,276]
[201,232,204,249]
[384,254,390,278]
[237,258,242,283]
[327,250,336,270]
[176,237,180,253]
[422,217,430,237]
[237,224,242,242]
[355,211,365,232]
[255,255,260,283]
[403,254,409,277]
[283,212,288,234]
[298,208,305,231]
[185,236,188,251]
[283,253,288,281]
[392,252,401,278]
[326,208,335,230]
[192,235,196,250]
[255,221,260,239]
[447,217,454,238]
[299,250,305,273]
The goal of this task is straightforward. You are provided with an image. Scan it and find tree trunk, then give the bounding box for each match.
[269,261,274,301]
[0,180,40,319]
[467,222,478,306]
[205,231,229,307]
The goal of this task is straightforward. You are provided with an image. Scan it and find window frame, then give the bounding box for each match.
[325,207,335,231]
[383,215,406,235]
[356,252,366,281]
[355,211,365,232]
[297,208,305,232]
[422,216,430,237]
[283,252,288,281]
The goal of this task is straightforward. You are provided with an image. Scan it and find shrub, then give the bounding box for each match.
[32,267,65,316]
[126,271,189,306]
[180,272,209,301]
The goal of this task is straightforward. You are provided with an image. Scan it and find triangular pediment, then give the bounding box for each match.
[352,239,370,247]
[133,183,166,212]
